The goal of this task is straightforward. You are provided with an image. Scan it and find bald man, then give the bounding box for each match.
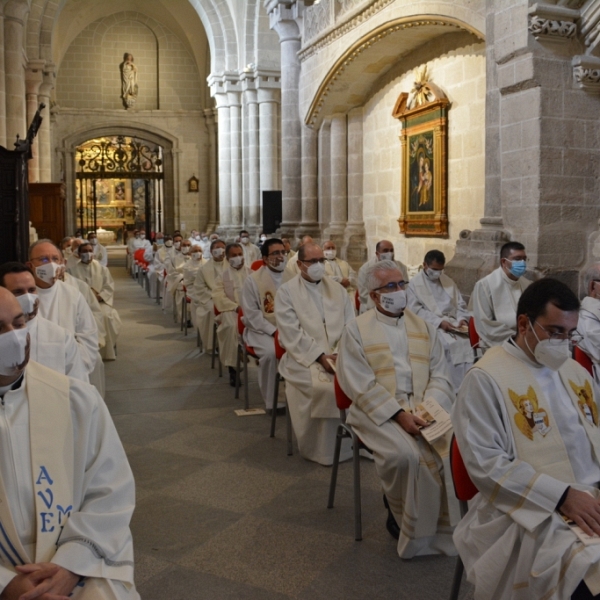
[284,235,314,283]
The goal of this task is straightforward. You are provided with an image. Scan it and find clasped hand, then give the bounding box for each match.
[1,563,78,600]
[394,410,428,436]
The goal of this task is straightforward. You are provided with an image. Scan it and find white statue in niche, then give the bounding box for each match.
[120,53,138,109]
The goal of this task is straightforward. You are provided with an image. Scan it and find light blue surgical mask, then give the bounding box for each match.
[506,259,526,278]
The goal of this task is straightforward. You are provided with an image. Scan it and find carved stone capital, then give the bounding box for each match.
[573,55,600,91]
[265,0,302,41]
[208,71,242,101]
[528,3,578,42]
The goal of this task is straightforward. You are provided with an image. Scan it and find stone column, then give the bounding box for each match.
[38,63,55,182]
[25,60,44,182]
[324,113,347,246]
[242,79,260,231]
[258,85,280,193]
[266,0,302,236]
[4,0,28,146]
[318,118,331,229]
[0,4,7,148]
[203,108,219,232]
[214,93,232,231]
[228,89,243,231]
[295,124,320,240]
[344,107,367,266]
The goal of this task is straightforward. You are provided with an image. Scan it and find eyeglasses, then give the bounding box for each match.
[531,320,583,345]
[373,281,406,292]
[268,251,286,257]
[300,258,326,265]
[31,256,61,264]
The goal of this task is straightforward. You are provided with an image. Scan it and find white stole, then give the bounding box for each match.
[411,270,459,320]
[488,268,528,327]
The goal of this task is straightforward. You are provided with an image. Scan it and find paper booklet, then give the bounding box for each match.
[562,492,600,546]
[414,397,452,443]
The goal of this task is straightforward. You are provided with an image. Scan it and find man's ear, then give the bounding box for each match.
[369,290,378,304]
[516,313,529,336]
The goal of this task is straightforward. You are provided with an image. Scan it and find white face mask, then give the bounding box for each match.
[323,249,336,260]
[165,240,173,248]
[426,268,442,280]
[212,247,225,259]
[35,262,61,285]
[192,252,202,261]
[181,246,190,255]
[63,247,73,256]
[378,290,407,315]
[16,293,38,319]
[260,236,267,242]
[229,255,244,269]
[174,241,181,250]
[80,252,93,263]
[194,235,201,241]
[306,262,326,282]
[269,257,287,272]
[240,237,249,245]
[527,323,570,370]
[89,238,98,246]
[0,328,29,377]
[202,236,209,242]
[379,251,394,262]
[139,234,146,240]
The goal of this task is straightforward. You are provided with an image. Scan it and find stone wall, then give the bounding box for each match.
[362,42,485,267]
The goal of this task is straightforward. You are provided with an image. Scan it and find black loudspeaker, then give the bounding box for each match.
[262,190,282,234]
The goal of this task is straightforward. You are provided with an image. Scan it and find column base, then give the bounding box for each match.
[444,223,511,298]
[323,223,346,250]
[276,222,300,243]
[343,221,367,270]
[294,222,321,245]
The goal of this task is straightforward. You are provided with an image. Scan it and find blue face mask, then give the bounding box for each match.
[156,239,164,246]
[507,259,526,278]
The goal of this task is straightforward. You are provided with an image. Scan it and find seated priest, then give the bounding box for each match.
[323,240,357,301]
[452,278,600,600]
[275,242,355,465]
[212,243,249,387]
[239,229,261,266]
[283,236,313,283]
[407,250,473,390]
[240,238,286,411]
[357,240,409,314]
[87,231,108,267]
[0,289,139,599]
[68,241,122,361]
[471,241,531,350]
[576,263,600,384]
[163,235,190,317]
[146,233,171,300]
[192,239,226,354]
[281,237,296,259]
[337,260,458,558]
[180,245,207,329]
[0,264,88,382]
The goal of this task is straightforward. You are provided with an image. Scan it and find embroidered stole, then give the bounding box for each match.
[251,266,278,327]
[0,361,74,567]
[221,267,248,304]
[475,347,600,482]
[412,271,460,321]
[325,259,350,280]
[487,268,528,327]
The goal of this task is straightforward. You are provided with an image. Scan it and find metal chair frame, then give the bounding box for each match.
[211,306,222,377]
[269,331,293,455]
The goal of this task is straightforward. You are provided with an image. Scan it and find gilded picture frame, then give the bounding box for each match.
[393,93,449,237]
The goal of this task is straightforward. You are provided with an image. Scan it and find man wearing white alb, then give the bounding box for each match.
[0,264,88,383]
[337,260,458,558]
[0,290,139,599]
[275,243,354,465]
[357,240,409,313]
[239,229,261,266]
[576,263,600,385]
[240,238,286,410]
[453,278,600,600]
[471,241,531,349]
[87,231,108,267]
[407,249,473,390]
[26,240,99,378]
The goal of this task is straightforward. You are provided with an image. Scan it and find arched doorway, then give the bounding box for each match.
[75,135,164,244]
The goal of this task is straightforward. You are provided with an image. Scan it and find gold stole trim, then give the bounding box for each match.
[251,266,277,327]
[474,347,600,483]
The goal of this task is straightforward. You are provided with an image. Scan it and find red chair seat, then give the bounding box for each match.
[574,346,594,376]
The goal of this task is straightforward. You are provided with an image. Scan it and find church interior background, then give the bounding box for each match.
[5,0,600,292]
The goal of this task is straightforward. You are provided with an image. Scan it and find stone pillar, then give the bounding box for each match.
[4,0,28,146]
[295,124,320,240]
[324,113,347,246]
[228,89,243,231]
[38,63,55,182]
[25,60,44,182]
[203,108,218,232]
[318,118,331,230]
[266,0,302,236]
[215,95,232,231]
[258,86,280,193]
[244,84,260,230]
[0,4,7,148]
[344,107,367,266]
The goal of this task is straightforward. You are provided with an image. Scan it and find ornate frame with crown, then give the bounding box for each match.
[393,67,449,237]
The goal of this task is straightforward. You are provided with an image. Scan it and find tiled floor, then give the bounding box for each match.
[104,256,474,599]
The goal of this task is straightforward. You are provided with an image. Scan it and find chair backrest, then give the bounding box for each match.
[450,435,478,502]
[274,330,285,360]
[133,247,147,265]
[574,345,594,376]
[333,374,352,411]
[354,289,360,312]
[468,316,480,350]
[213,305,221,317]
[251,259,264,271]
[237,307,245,335]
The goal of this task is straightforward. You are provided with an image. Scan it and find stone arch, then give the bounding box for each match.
[58,122,180,234]
[304,14,484,128]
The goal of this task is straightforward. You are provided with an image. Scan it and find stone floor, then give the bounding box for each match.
[104,254,474,599]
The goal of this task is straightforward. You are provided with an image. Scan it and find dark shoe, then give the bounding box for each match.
[383,495,400,540]
[228,368,241,387]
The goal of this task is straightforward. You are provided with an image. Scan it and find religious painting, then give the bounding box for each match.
[114,181,126,201]
[96,180,110,205]
[393,67,449,237]
[188,175,199,192]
